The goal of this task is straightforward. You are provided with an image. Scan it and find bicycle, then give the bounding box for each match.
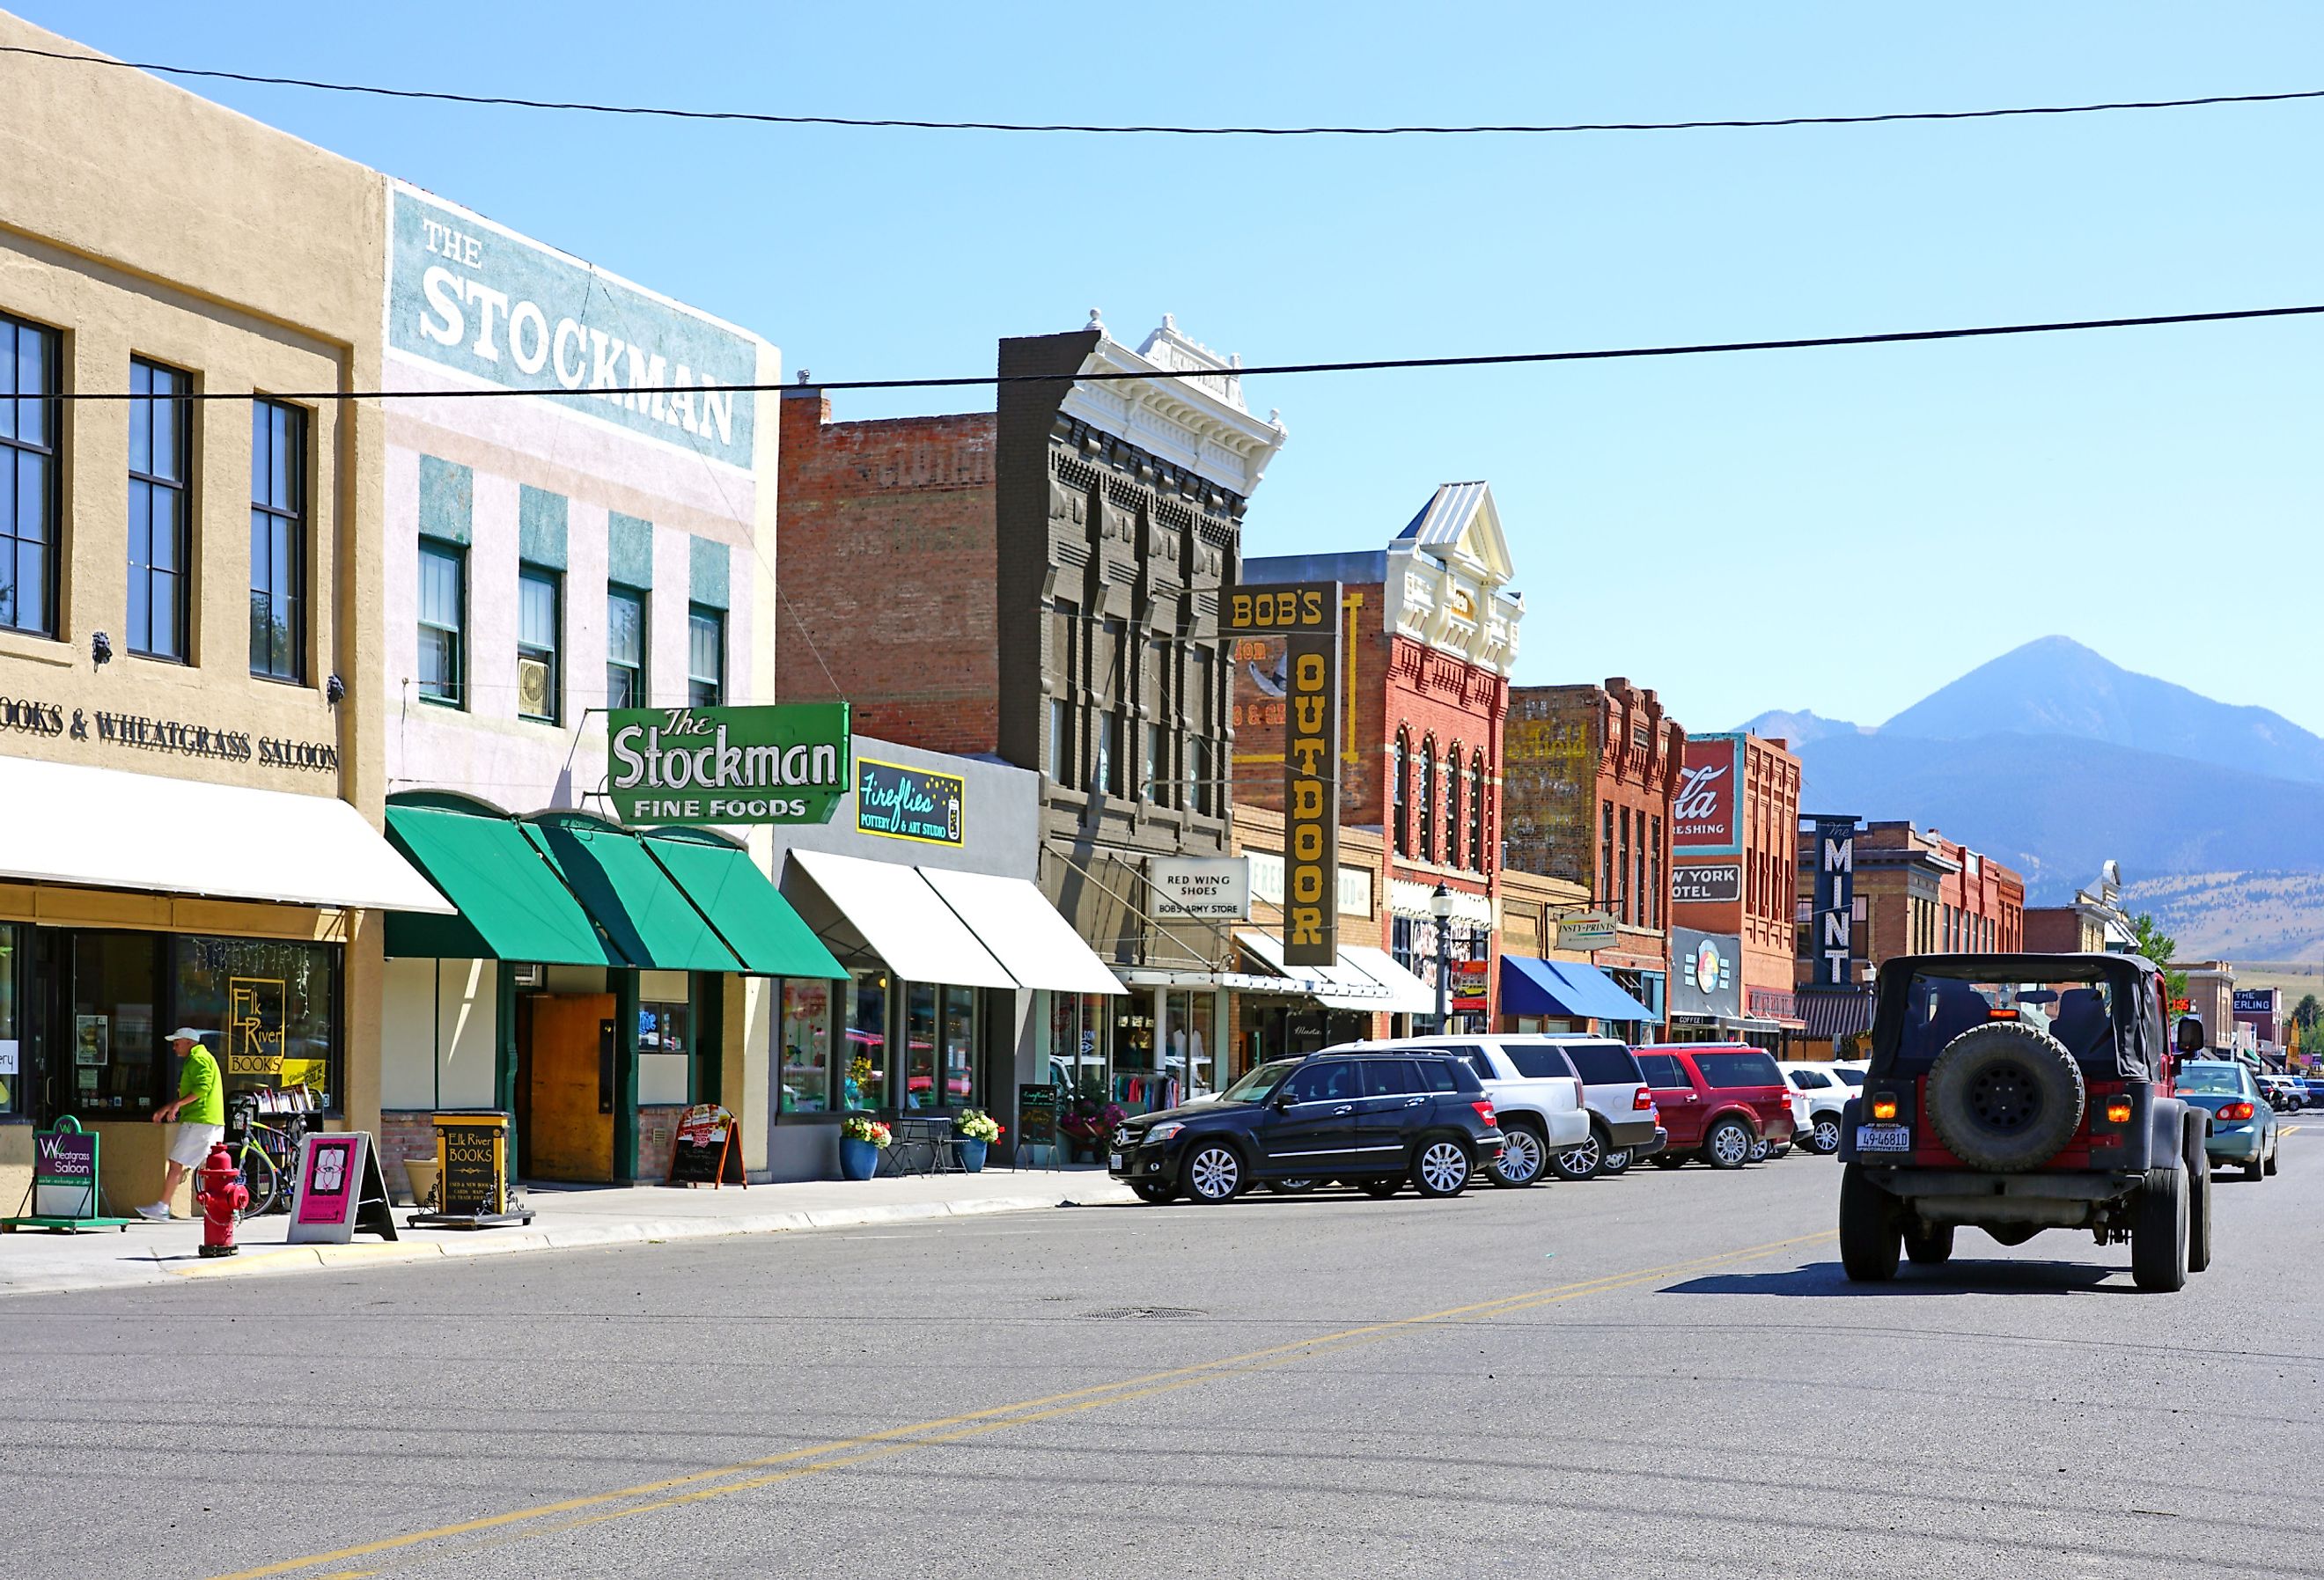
[224,1094,316,1216]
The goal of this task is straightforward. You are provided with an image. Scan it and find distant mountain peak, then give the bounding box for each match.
[1736,709,1870,747]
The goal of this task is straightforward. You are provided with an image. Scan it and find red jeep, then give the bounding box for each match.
[1634,1044,1795,1169]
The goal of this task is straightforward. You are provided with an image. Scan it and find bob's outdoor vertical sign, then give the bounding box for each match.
[1673,733,1745,855]
[1224,583,1342,967]
[608,703,850,825]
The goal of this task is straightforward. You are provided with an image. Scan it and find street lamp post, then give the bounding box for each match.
[1430,880,1456,1033]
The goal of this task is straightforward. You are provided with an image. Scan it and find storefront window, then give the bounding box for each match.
[942,985,975,1108]
[904,982,938,1108]
[171,935,341,1108]
[637,996,690,1105]
[70,933,159,1116]
[1111,998,1161,1113]
[1044,991,1107,1094]
[1160,990,1217,1098]
[847,970,887,1110]
[0,923,18,1116]
[780,978,835,1113]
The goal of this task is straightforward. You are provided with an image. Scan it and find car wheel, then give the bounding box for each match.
[1551,1130,1602,1181]
[1412,1138,1474,1199]
[2130,1163,2190,1292]
[1264,1179,1320,1195]
[1490,1125,1548,1187]
[2264,1138,2280,1178]
[1747,1133,1772,1165]
[1904,1221,1954,1265]
[1838,1162,1901,1282]
[1651,1152,1688,1169]
[1703,1118,1754,1171]
[2244,1150,2266,1181]
[1357,1178,1402,1199]
[1600,1142,1636,1174]
[1924,1021,2085,1172]
[1181,1143,1246,1205]
[1809,1115,1842,1156]
[1130,1180,1177,1205]
[1769,1141,1792,1160]
[2182,1110,2211,1275]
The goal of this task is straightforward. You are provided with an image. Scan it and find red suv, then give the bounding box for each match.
[1634,1044,1795,1169]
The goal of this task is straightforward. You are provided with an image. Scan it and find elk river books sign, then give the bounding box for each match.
[607,703,850,826]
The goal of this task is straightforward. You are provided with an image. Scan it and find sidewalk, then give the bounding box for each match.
[0,1165,1136,1298]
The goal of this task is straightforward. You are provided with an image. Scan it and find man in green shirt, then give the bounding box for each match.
[139,1027,223,1221]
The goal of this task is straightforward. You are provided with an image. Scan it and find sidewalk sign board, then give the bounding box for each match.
[287,1131,398,1244]
[3,1118,131,1232]
[666,1102,745,1187]
[409,1110,533,1229]
[1015,1084,1061,1169]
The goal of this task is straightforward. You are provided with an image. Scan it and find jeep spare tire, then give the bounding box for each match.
[1923,1021,2085,1172]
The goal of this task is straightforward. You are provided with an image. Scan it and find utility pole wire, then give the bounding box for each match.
[3,43,2318,136]
[39,304,2324,404]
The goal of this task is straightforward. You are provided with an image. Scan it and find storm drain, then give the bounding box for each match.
[1081,1305,1206,1321]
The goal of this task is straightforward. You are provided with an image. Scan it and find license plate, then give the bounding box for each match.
[1108,1152,1123,1171]
[1857,1124,1911,1153]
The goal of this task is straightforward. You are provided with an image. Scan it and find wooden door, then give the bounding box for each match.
[527,994,616,1182]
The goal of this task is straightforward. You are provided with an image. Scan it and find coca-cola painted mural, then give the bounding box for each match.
[1672,734,1744,855]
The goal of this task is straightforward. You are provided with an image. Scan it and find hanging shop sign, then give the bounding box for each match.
[286,1131,399,1245]
[1673,734,1745,856]
[1671,862,1741,905]
[857,756,964,845]
[1555,912,1620,952]
[2232,988,2277,1014]
[607,702,850,826]
[1809,813,1862,988]
[1669,927,1741,1019]
[1223,582,1342,968]
[666,1102,746,1187]
[1148,856,1251,920]
[387,184,761,469]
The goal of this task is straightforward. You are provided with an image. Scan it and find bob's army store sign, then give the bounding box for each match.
[1222,584,1341,967]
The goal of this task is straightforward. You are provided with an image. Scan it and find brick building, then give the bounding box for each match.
[1501,680,1685,1034]
[1234,482,1522,1028]
[1793,819,2026,976]
[776,314,1288,1116]
[1669,733,1804,1047]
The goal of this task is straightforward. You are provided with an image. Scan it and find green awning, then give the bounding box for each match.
[383,805,614,965]
[523,815,742,972]
[643,832,847,980]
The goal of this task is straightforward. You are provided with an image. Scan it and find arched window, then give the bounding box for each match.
[1392,730,1410,856]
[1418,739,1437,862]
[1446,741,1464,868]
[1468,753,1485,871]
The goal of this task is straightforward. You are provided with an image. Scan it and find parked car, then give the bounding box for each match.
[1328,1037,1591,1187]
[2303,1077,2324,1109]
[1782,1064,1856,1154]
[1839,953,2209,1290]
[1107,1051,1504,1204]
[2258,1074,2306,1113]
[1634,1044,1796,1168]
[1526,1036,1667,1179]
[2178,1060,2281,1180]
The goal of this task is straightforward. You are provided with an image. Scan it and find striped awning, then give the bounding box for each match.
[1797,988,1874,1040]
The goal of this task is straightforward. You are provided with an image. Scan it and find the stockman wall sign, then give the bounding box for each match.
[387,183,762,469]
[1223,582,1341,967]
[1673,733,1745,855]
[607,703,850,825]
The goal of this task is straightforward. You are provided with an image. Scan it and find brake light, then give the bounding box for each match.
[1632,1085,1653,1111]
[2103,1099,2133,1124]
[1870,1096,1899,1121]
[2219,1101,2254,1121]
[1472,1101,1499,1128]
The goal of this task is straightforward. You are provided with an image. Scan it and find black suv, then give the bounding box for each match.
[1109,1052,1504,1205]
[1838,952,2210,1291]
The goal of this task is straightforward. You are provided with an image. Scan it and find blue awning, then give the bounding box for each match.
[1501,954,1657,1022]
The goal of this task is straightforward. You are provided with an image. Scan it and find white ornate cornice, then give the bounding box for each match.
[1381,483,1524,677]
[1057,313,1289,496]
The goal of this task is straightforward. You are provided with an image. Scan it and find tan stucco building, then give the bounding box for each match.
[0,15,446,1213]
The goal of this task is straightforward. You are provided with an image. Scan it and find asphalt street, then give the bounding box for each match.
[5,1129,2319,1580]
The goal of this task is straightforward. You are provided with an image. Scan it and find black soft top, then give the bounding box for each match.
[1868,952,2165,1083]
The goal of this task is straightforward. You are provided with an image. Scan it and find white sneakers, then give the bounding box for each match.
[134,1202,172,1221]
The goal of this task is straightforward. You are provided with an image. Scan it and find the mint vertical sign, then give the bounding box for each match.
[607,704,850,825]
[857,758,965,845]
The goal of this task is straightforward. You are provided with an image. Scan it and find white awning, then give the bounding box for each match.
[0,754,452,913]
[784,849,1016,989]
[918,867,1124,996]
[1387,878,1495,925]
[1237,930,1393,1011]
[1339,944,1441,1016]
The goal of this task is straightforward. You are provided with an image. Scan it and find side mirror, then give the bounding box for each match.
[2175,1017,2207,1055]
[1268,1091,1294,1112]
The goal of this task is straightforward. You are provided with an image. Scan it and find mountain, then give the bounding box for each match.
[2119,871,2324,964]
[1735,709,1869,748]
[1878,636,2324,783]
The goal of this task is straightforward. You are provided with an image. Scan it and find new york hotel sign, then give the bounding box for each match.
[1224,583,1342,968]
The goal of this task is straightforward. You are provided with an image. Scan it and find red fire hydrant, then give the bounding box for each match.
[194,1143,247,1259]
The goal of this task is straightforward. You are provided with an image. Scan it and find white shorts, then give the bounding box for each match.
[168,1122,225,1170]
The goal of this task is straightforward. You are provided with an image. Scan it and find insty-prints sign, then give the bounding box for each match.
[387,184,761,468]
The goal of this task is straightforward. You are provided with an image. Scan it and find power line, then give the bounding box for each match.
[4,42,2318,136]
[40,304,2324,404]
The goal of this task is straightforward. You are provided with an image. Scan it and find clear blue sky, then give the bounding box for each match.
[16,2,2321,734]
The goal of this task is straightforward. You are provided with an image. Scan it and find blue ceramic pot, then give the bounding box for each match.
[839,1135,879,1180]
[958,1138,989,1173]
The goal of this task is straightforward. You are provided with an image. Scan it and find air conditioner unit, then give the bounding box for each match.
[511,963,546,990]
[517,657,551,717]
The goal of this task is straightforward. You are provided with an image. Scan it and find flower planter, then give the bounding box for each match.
[957,1138,989,1173]
[838,1136,880,1180]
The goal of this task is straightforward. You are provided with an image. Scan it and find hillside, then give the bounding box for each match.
[2120,871,2324,965]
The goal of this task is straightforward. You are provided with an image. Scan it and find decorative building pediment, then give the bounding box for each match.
[1057,312,1289,498]
[1383,481,1525,677]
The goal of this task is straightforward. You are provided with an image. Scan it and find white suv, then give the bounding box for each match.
[1328,1037,1592,1187]
[1781,1062,1864,1154]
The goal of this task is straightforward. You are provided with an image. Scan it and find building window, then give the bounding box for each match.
[0,922,18,1117]
[1618,806,1632,922]
[637,996,691,1101]
[779,977,835,1113]
[1600,800,1614,906]
[1146,722,1169,806]
[1649,813,1663,927]
[1393,731,1411,856]
[1147,632,1170,714]
[0,313,58,637]
[416,541,465,706]
[1093,711,1124,797]
[250,399,307,682]
[1048,696,1070,784]
[688,605,724,706]
[1192,736,1213,817]
[942,984,976,1108]
[607,586,646,708]
[518,567,560,723]
[1446,742,1464,868]
[1468,753,1485,873]
[128,359,191,661]
[847,969,888,1108]
[1190,643,1214,735]
[1418,740,1437,863]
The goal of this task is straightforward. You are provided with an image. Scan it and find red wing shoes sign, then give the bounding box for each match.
[607,703,850,826]
[1673,734,1745,856]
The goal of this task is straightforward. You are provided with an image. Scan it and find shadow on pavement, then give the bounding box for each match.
[1661,1257,2133,1297]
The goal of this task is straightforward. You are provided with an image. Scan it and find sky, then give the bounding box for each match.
[11,2,2320,733]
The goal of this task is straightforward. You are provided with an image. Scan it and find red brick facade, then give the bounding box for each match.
[1672,733,1801,1023]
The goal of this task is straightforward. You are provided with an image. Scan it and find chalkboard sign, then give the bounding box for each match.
[666,1103,745,1187]
[1016,1084,1059,1146]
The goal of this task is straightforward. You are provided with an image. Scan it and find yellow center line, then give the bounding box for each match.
[208,1228,1834,1580]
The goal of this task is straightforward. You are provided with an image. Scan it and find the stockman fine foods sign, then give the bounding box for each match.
[607,704,849,825]
[386,183,761,469]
